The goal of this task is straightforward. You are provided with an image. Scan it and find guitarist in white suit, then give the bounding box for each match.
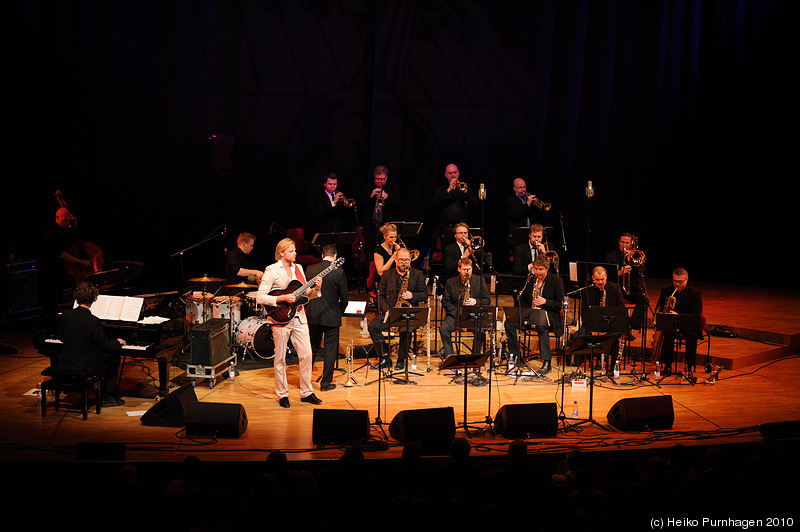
[257,238,323,408]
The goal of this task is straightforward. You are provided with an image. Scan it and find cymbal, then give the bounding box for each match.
[225,282,258,288]
[188,275,224,282]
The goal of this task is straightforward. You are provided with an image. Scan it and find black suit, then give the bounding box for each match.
[359,182,402,252]
[56,305,122,396]
[314,190,353,234]
[655,284,703,368]
[442,241,483,279]
[605,248,648,329]
[368,267,427,362]
[306,259,348,389]
[440,274,491,356]
[572,281,627,369]
[504,273,565,364]
[505,194,536,244]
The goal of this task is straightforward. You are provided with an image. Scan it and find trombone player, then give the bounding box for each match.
[442,222,484,278]
[605,232,648,333]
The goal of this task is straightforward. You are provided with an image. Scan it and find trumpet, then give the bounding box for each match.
[470,235,484,252]
[455,181,468,192]
[375,187,385,208]
[335,191,356,208]
[528,195,552,211]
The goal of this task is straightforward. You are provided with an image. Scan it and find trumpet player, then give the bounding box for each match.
[442,222,483,278]
[505,178,542,243]
[504,255,565,375]
[440,257,491,358]
[315,172,352,233]
[433,163,477,239]
[654,268,703,378]
[604,232,648,332]
[360,165,401,252]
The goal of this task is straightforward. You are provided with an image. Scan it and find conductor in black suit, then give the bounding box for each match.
[504,255,565,374]
[55,282,127,407]
[440,258,491,358]
[368,247,427,371]
[306,245,349,392]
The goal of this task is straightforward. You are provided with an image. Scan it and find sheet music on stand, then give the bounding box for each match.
[343,301,367,317]
[79,294,145,322]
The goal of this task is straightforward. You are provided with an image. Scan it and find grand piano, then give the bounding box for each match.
[36,285,183,397]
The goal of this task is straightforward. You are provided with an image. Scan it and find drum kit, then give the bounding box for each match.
[184,276,275,360]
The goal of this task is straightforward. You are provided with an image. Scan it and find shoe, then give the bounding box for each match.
[320,383,337,392]
[539,360,551,374]
[301,393,322,405]
[395,360,406,370]
[378,356,392,369]
[278,397,290,408]
[101,396,125,407]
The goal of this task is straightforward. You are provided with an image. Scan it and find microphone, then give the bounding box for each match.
[479,183,486,201]
[586,180,594,198]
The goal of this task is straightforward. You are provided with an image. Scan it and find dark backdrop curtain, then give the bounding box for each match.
[6,0,796,289]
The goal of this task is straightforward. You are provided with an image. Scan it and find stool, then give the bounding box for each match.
[40,369,102,420]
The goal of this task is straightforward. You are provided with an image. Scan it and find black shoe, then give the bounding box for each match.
[102,396,125,407]
[395,360,406,370]
[278,397,290,408]
[539,360,551,374]
[320,383,337,392]
[378,356,392,369]
[301,393,322,405]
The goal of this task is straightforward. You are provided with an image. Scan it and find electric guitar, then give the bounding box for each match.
[266,257,345,325]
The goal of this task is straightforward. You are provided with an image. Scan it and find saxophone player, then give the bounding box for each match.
[440,257,491,358]
[503,255,565,374]
[368,248,427,370]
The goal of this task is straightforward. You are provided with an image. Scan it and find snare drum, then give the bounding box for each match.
[212,295,242,323]
[185,291,213,325]
[235,316,275,359]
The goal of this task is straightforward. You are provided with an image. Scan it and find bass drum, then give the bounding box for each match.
[235,316,275,359]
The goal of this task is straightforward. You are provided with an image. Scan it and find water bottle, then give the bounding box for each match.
[613,359,620,379]
[229,360,236,382]
[653,362,660,379]
[411,354,417,372]
[572,400,579,419]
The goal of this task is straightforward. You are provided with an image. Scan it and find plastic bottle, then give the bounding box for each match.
[653,362,661,379]
[613,359,620,379]
[572,400,579,419]
[229,360,236,382]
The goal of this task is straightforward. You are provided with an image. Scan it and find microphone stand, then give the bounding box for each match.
[170,225,227,282]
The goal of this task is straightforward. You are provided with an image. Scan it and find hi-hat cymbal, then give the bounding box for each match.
[225,282,258,288]
[188,275,224,282]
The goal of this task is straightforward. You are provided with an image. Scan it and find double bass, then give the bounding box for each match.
[54,190,104,284]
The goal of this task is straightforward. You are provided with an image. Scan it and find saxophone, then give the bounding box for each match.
[463,277,471,305]
[396,272,410,307]
[532,280,542,309]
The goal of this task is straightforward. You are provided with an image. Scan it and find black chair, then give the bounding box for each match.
[40,367,101,420]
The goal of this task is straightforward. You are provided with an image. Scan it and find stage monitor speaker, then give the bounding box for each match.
[140,383,197,427]
[312,409,370,445]
[389,406,455,455]
[191,318,231,366]
[494,403,558,438]
[185,402,248,438]
[606,395,675,431]
[759,420,800,439]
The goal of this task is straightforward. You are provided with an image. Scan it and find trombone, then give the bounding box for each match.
[622,236,646,295]
[397,236,420,262]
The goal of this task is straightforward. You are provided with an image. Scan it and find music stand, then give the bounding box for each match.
[587,306,629,379]
[385,306,428,384]
[311,232,356,248]
[565,334,616,430]
[452,305,494,385]
[440,351,491,437]
[655,313,702,386]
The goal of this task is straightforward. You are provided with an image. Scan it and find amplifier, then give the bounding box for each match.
[191,318,231,366]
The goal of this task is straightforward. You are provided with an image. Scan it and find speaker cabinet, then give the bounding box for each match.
[606,395,675,431]
[191,318,231,366]
[185,402,248,438]
[140,383,197,427]
[312,409,370,445]
[389,407,455,455]
[494,403,558,438]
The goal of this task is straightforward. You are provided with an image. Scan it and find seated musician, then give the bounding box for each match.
[53,281,127,407]
[368,247,427,371]
[225,232,263,285]
[654,268,703,378]
[503,255,564,375]
[570,266,625,371]
[440,257,491,358]
[442,222,483,278]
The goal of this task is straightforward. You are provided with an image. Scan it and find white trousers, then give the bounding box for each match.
[272,318,314,399]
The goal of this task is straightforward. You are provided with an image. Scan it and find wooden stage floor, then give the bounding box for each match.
[1,279,799,467]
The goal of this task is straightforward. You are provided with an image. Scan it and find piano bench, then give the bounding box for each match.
[40,370,102,421]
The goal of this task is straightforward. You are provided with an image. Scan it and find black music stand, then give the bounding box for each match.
[565,334,616,430]
[587,305,629,379]
[655,313,702,386]
[440,351,491,437]
[385,306,428,385]
[311,231,356,248]
[450,305,494,385]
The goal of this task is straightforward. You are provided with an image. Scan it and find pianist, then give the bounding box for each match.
[55,281,128,407]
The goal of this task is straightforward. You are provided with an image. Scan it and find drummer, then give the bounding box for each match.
[225,232,263,285]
